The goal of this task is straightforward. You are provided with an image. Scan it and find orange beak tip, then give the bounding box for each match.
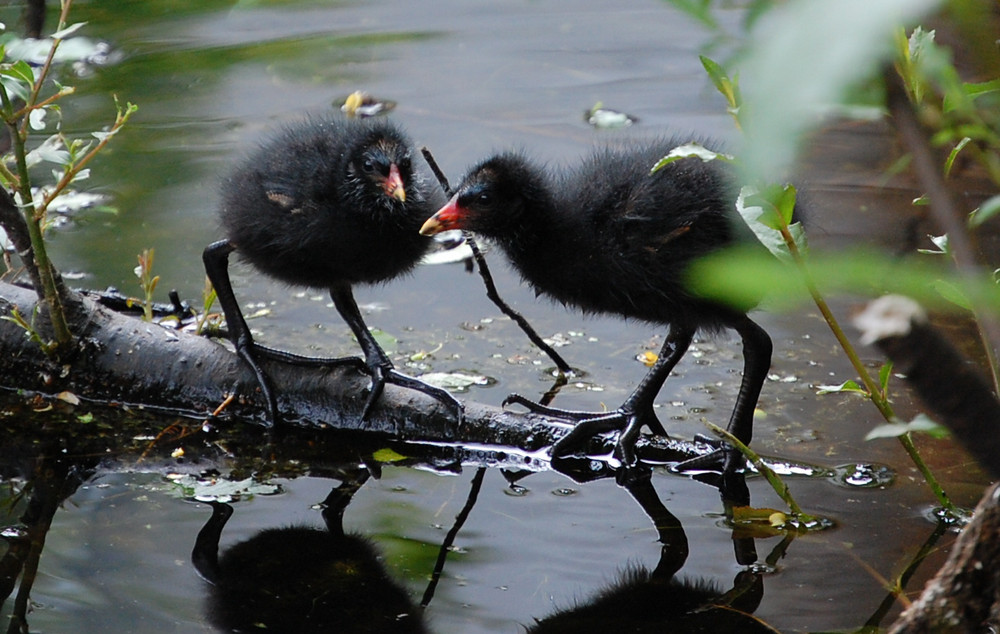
[419,216,443,236]
[386,163,406,202]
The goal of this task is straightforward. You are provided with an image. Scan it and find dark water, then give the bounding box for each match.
[0,1,992,632]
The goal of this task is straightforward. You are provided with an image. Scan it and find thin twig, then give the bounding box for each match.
[420,467,486,608]
[419,147,573,375]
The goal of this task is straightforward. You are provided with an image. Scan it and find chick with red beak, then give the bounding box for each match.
[383,162,406,202]
[416,146,774,481]
[419,196,463,235]
[203,116,462,429]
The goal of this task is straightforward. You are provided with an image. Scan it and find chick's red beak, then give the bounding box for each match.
[419,196,466,236]
[383,163,406,202]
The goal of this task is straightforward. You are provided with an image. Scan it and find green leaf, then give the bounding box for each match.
[663,0,719,30]
[917,234,949,255]
[877,361,893,394]
[931,278,972,311]
[0,59,36,86]
[372,448,407,463]
[51,22,87,40]
[369,328,397,352]
[865,414,949,441]
[735,184,805,262]
[816,380,868,396]
[650,142,733,173]
[970,195,1000,228]
[700,55,739,106]
[943,137,971,177]
[944,78,1000,112]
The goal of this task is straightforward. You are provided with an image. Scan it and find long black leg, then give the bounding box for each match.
[675,314,772,475]
[329,283,464,425]
[721,314,772,473]
[548,325,695,465]
[203,240,365,425]
[204,239,281,423]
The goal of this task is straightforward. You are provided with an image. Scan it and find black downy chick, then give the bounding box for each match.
[420,141,772,473]
[204,116,462,426]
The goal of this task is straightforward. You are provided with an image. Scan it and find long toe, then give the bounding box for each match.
[384,369,464,435]
[550,411,629,458]
[502,393,605,422]
[672,447,731,474]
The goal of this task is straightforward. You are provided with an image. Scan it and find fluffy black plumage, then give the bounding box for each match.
[220,117,437,289]
[204,116,461,426]
[420,140,772,473]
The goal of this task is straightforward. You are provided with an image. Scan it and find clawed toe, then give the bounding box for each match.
[361,366,464,432]
[672,444,745,475]
[502,393,604,422]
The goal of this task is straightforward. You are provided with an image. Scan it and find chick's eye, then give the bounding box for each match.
[361,159,375,173]
[477,192,491,206]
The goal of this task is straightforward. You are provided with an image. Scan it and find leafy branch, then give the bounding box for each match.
[0,0,137,354]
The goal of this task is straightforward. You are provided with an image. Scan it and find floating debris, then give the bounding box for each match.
[3,35,121,76]
[421,229,475,265]
[419,371,494,392]
[585,102,637,129]
[338,90,397,118]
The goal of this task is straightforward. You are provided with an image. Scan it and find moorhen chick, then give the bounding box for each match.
[419,141,773,473]
[203,116,462,426]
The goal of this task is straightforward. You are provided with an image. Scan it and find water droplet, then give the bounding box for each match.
[832,463,895,488]
[552,487,577,497]
[1,525,27,539]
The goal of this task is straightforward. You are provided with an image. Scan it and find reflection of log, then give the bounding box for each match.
[0,281,697,467]
[889,482,1000,632]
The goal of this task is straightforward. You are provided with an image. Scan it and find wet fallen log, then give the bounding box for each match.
[0,280,700,474]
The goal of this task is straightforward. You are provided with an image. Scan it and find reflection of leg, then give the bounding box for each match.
[329,283,463,425]
[320,469,372,538]
[551,326,694,466]
[421,467,487,608]
[620,466,688,580]
[191,501,234,584]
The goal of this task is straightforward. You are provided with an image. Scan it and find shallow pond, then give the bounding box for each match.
[0,0,993,632]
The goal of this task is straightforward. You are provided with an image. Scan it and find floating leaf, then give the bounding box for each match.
[55,391,80,405]
[816,380,868,396]
[372,448,407,463]
[585,103,637,129]
[419,371,491,391]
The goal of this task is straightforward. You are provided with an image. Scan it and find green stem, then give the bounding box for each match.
[779,226,956,512]
[7,119,71,347]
